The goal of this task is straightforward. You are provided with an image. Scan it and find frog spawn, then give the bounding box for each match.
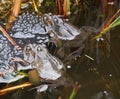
[0,33,24,83]
[10,12,48,38]
[9,12,50,47]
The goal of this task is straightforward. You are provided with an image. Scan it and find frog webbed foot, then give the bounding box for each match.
[11,57,30,66]
[63,44,85,62]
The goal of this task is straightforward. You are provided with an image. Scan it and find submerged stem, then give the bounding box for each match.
[69,82,80,99]
[0,82,32,95]
[94,9,120,39]
[0,25,21,49]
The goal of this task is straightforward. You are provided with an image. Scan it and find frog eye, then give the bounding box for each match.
[26,46,31,51]
[37,46,42,52]
[48,13,52,16]
[54,18,58,22]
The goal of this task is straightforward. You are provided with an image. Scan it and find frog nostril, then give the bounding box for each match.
[37,46,42,52]
[26,46,31,51]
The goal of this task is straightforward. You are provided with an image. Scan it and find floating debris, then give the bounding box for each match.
[85,54,94,61]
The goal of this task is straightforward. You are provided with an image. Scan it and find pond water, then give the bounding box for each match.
[72,26,120,99]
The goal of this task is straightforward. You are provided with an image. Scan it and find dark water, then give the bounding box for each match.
[73,26,120,99]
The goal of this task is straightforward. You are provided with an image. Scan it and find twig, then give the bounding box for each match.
[0,82,32,95]
[58,96,62,99]
[6,0,22,30]
[69,82,80,99]
[100,9,120,33]
[31,0,38,12]
[0,25,21,49]
[75,0,79,5]
[94,9,120,39]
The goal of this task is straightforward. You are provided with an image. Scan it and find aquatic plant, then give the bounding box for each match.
[0,82,32,95]
[95,9,120,39]
[69,82,80,99]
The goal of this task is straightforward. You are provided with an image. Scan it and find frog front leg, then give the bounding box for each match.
[11,57,41,85]
[11,57,30,66]
[63,44,85,62]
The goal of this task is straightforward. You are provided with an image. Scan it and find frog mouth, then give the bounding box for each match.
[52,23,80,40]
[0,75,24,83]
[43,13,80,41]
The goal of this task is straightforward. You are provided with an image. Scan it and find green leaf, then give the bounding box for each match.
[109,16,120,28]
[94,16,120,39]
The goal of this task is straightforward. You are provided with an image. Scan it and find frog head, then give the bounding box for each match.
[42,13,80,41]
[18,43,65,81]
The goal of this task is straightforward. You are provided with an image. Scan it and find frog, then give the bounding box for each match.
[42,13,80,40]
[57,26,110,64]
[61,26,98,61]
[12,43,67,86]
